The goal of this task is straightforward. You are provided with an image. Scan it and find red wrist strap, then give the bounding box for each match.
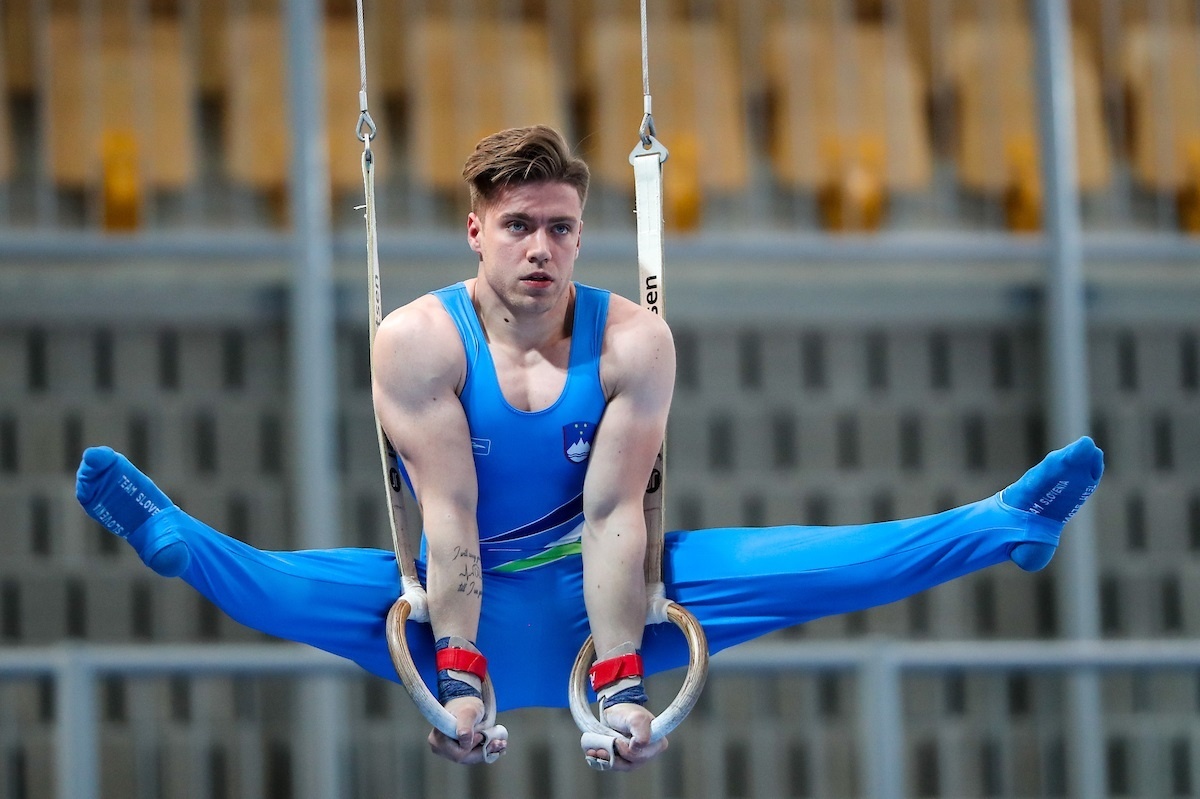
[435,647,488,680]
[589,653,644,691]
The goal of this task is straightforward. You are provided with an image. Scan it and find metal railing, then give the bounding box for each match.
[5,639,1200,799]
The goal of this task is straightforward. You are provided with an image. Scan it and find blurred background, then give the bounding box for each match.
[1,0,1199,797]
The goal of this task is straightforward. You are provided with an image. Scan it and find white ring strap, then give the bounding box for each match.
[356,3,501,761]
[567,12,711,766]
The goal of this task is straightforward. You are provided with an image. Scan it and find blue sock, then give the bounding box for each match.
[75,446,191,577]
[1002,436,1104,571]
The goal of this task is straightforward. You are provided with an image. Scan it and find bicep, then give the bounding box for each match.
[584,320,675,522]
[377,382,477,512]
[372,312,477,513]
[582,393,668,523]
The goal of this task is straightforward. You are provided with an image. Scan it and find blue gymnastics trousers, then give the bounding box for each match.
[154,492,1060,710]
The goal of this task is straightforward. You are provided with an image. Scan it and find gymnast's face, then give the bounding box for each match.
[467,180,583,314]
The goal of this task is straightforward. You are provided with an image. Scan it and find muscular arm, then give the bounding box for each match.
[374,298,499,759]
[372,297,482,648]
[582,302,676,671]
[580,300,675,769]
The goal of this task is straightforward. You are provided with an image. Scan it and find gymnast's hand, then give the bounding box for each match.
[587,702,668,771]
[427,696,506,764]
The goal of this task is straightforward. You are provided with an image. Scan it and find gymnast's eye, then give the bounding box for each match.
[553,223,573,235]
[505,220,528,233]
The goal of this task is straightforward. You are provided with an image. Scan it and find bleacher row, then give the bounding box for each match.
[4,0,1200,231]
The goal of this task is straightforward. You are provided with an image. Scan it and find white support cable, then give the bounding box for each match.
[639,0,651,98]
[352,0,504,761]
[354,0,368,108]
[569,0,708,771]
[629,0,670,603]
[354,0,376,142]
[353,0,420,607]
[359,113,411,587]
[637,0,657,144]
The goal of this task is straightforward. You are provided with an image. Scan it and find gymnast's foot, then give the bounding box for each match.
[75,446,191,577]
[1000,436,1104,572]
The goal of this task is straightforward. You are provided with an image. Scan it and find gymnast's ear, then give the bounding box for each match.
[466,212,484,257]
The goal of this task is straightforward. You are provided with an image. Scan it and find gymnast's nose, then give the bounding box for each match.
[527,228,551,264]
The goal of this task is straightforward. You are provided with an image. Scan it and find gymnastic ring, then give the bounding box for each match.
[385,596,508,764]
[568,601,709,770]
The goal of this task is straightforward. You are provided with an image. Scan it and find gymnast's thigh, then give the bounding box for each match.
[475,561,593,710]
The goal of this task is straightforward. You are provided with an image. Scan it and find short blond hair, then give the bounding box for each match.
[462,126,590,214]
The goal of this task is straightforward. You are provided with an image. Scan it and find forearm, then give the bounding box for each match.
[581,509,648,656]
[424,511,483,643]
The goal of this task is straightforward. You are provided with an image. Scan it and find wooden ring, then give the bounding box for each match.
[385,596,505,763]
[568,602,709,746]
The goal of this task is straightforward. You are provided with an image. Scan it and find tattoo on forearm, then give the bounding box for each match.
[453,546,482,597]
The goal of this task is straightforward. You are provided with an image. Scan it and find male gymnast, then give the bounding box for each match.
[75,125,1104,771]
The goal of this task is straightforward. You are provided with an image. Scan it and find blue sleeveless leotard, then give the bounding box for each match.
[426,281,609,573]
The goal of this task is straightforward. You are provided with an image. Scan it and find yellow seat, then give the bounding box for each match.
[44,13,197,190]
[4,0,36,93]
[224,9,386,201]
[765,21,932,231]
[1123,24,1200,192]
[1123,23,1200,232]
[405,18,566,194]
[897,0,1031,76]
[1074,0,1195,70]
[945,20,1111,228]
[224,11,288,195]
[44,11,196,228]
[0,36,11,183]
[580,18,748,229]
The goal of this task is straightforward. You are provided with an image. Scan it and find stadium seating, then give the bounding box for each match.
[224,6,384,215]
[0,0,1193,233]
[764,20,932,231]
[944,20,1111,230]
[44,9,196,229]
[579,16,749,230]
[404,16,566,194]
[1122,24,1200,230]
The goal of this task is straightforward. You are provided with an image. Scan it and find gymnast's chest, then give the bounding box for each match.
[487,340,571,413]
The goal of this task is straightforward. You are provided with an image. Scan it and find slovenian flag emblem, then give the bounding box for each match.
[563,421,595,463]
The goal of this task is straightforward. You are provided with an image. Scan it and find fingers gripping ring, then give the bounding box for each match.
[385,596,507,763]
[568,602,709,770]
[580,731,623,771]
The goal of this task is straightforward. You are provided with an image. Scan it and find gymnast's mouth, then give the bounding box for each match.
[521,272,552,283]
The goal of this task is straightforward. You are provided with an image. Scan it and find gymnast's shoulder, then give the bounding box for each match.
[599,293,675,394]
[372,293,466,393]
